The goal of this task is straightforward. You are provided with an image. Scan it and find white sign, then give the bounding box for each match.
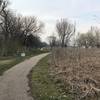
[21,53,25,57]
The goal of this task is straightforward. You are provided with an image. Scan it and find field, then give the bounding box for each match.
[50,48,100,100]
[28,48,100,100]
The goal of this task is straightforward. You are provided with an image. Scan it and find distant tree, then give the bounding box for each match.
[40,42,48,47]
[77,33,88,48]
[86,31,96,47]
[56,19,75,47]
[48,35,57,49]
[93,27,100,48]
[25,34,41,48]
[77,27,100,48]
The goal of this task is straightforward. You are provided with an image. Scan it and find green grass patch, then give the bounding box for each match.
[0,59,14,64]
[29,55,72,100]
[0,57,28,75]
[0,49,49,75]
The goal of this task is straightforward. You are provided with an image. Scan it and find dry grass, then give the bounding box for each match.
[50,48,100,100]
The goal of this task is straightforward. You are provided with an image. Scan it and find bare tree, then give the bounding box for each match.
[48,35,57,49]
[20,16,44,49]
[93,27,100,48]
[0,0,8,14]
[77,33,88,48]
[56,19,75,47]
[0,0,44,56]
[0,8,44,55]
[21,17,43,36]
[77,27,100,48]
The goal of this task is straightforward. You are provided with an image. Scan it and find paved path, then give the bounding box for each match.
[0,53,48,100]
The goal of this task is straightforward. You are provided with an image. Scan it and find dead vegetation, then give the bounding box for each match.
[50,48,100,100]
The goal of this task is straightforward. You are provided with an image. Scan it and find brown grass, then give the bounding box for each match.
[50,48,100,100]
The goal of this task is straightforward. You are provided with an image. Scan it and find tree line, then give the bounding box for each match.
[48,19,100,49]
[0,0,100,56]
[0,0,46,56]
[77,27,100,48]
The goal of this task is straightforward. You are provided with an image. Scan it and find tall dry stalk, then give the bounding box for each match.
[50,47,100,100]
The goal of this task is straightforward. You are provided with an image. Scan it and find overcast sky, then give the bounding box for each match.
[10,0,100,41]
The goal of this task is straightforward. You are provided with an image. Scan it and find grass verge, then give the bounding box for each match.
[0,56,29,75]
[28,55,72,100]
[0,49,49,75]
